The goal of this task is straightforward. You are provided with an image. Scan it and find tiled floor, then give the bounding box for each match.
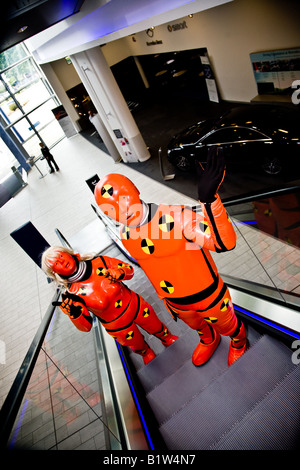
[0,131,299,449]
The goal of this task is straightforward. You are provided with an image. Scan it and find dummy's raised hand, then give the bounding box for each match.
[104,268,125,283]
[53,293,85,319]
[197,146,225,203]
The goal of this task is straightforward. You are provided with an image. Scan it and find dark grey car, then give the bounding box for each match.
[167,105,300,175]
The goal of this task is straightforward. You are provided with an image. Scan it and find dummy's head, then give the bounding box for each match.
[42,246,80,286]
[94,174,143,226]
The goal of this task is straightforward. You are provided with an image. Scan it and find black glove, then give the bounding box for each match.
[53,293,86,319]
[197,146,225,203]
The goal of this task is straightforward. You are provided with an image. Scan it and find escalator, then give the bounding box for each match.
[1,185,299,451]
[94,183,300,450]
[102,244,300,451]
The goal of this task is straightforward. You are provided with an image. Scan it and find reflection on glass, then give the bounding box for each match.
[0,94,22,126]
[23,120,65,158]
[22,133,42,158]
[8,349,56,449]
[38,120,65,149]
[8,306,110,450]
[10,116,34,142]
[27,99,60,131]
[0,42,63,175]
[0,81,10,101]
[0,43,27,71]
[2,74,53,128]
[228,191,300,249]
[1,58,39,95]
[0,137,19,181]
[225,189,300,297]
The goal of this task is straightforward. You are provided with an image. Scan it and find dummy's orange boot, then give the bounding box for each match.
[142,347,156,365]
[192,331,221,366]
[228,321,248,366]
[228,342,247,366]
[155,326,178,347]
[161,333,178,347]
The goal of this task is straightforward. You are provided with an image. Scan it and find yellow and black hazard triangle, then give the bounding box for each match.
[160,280,174,294]
[264,209,272,217]
[199,220,211,235]
[220,298,230,311]
[115,299,123,308]
[118,262,132,270]
[96,267,106,276]
[122,226,130,240]
[159,214,175,232]
[231,337,240,344]
[101,184,113,198]
[143,307,150,317]
[141,238,155,254]
[204,316,218,323]
[78,286,87,296]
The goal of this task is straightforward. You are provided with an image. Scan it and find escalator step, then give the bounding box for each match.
[146,325,260,426]
[136,330,199,393]
[159,334,295,450]
[213,364,300,450]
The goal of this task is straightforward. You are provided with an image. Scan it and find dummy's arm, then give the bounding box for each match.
[182,147,236,252]
[100,255,134,283]
[53,292,93,332]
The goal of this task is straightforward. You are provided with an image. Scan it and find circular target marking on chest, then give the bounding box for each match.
[122,226,130,240]
[199,221,210,235]
[160,280,174,294]
[101,184,113,198]
[159,214,174,232]
[141,238,155,254]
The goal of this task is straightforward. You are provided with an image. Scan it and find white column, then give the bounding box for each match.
[40,62,81,133]
[89,113,121,163]
[70,46,150,163]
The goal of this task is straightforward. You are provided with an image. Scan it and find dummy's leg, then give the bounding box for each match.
[203,288,247,366]
[107,322,156,365]
[184,313,220,366]
[136,296,178,347]
[225,316,247,366]
[164,301,220,366]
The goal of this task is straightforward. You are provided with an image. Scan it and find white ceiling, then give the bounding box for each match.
[25,0,233,63]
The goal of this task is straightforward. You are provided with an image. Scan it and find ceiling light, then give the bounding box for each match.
[17,26,28,33]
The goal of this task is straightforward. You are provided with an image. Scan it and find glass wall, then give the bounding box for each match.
[0,43,65,178]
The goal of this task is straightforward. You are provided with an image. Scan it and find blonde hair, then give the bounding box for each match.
[42,246,95,287]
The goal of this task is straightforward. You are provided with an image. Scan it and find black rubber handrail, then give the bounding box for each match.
[222,181,300,207]
[0,288,61,449]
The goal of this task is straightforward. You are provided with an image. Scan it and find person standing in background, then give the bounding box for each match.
[39,142,60,173]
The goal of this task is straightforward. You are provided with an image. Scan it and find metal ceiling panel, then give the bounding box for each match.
[0,0,85,53]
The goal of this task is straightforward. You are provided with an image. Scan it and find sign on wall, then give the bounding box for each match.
[200,55,219,103]
[250,48,300,95]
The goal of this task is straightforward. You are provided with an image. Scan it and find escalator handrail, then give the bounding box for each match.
[221,274,300,340]
[222,182,300,207]
[0,288,61,449]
